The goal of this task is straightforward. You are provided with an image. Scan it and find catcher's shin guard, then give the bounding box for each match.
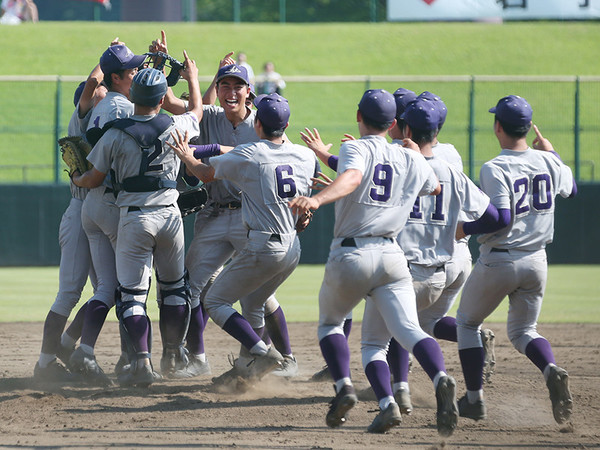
[156,272,191,374]
[115,286,152,364]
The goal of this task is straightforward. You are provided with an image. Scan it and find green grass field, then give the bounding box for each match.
[1,21,600,182]
[1,264,598,324]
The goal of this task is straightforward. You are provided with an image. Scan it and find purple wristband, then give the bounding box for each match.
[191,144,221,159]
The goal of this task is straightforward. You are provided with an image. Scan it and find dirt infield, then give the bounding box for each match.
[0,321,598,449]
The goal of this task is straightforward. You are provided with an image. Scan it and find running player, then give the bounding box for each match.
[290,89,459,436]
[455,95,576,424]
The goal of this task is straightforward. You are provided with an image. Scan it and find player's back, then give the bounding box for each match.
[212,140,318,234]
[400,158,489,266]
[333,135,438,239]
[478,147,574,251]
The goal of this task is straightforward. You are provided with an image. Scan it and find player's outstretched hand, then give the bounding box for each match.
[150,29,168,54]
[532,124,554,152]
[310,172,333,191]
[300,128,333,155]
[179,50,198,81]
[167,129,193,163]
[341,133,356,142]
[289,196,320,216]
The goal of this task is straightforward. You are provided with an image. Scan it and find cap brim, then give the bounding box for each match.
[253,94,267,108]
[217,74,249,85]
[489,106,497,114]
[122,54,147,70]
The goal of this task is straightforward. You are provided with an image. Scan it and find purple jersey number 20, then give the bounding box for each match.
[513,173,552,215]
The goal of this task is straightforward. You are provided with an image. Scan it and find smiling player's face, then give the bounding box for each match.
[217,77,250,115]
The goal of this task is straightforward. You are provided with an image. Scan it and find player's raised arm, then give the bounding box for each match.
[203,52,235,106]
[179,50,202,121]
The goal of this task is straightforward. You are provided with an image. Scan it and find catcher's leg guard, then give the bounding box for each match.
[115,286,152,365]
[156,272,191,376]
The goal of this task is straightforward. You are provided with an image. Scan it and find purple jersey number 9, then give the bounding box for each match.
[276,165,297,199]
[370,164,393,202]
[513,173,553,216]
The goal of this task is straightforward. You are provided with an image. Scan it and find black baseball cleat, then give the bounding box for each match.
[117,360,155,388]
[435,375,459,437]
[326,384,358,428]
[367,402,402,433]
[546,365,573,424]
[69,347,113,387]
[33,359,78,382]
[458,394,487,421]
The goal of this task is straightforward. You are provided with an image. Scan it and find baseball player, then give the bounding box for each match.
[72,62,202,387]
[455,95,576,424]
[168,93,319,384]
[290,89,459,436]
[165,51,299,378]
[392,95,501,414]
[67,43,146,385]
[34,63,108,382]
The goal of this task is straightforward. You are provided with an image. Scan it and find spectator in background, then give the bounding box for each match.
[0,0,37,24]
[236,52,255,85]
[256,61,286,96]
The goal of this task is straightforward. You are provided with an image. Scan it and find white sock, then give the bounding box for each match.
[335,378,352,393]
[432,371,447,390]
[250,340,268,356]
[467,389,484,403]
[60,333,76,349]
[543,363,556,382]
[393,381,410,393]
[38,353,56,368]
[379,395,395,411]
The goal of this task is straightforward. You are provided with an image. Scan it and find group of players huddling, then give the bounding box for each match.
[33,31,575,436]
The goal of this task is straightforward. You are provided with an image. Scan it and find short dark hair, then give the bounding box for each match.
[362,114,394,132]
[103,70,124,89]
[255,116,286,138]
[405,124,437,145]
[496,117,531,138]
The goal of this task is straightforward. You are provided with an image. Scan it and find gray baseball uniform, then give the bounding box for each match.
[89,112,199,310]
[319,135,439,354]
[457,147,574,352]
[203,139,319,328]
[185,105,282,328]
[82,92,134,308]
[399,156,489,335]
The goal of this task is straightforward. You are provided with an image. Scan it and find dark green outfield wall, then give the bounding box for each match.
[0,184,597,266]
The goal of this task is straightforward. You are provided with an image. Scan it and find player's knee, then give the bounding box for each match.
[157,272,190,307]
[317,324,345,342]
[361,345,387,367]
[509,331,542,354]
[115,285,149,319]
[264,296,280,315]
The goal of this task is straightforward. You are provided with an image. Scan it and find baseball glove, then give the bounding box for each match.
[295,210,313,233]
[58,136,92,177]
[177,187,208,217]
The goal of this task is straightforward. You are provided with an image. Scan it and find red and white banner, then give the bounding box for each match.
[388,0,600,22]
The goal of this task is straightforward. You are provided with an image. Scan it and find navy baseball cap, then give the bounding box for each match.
[358,89,396,123]
[401,98,441,131]
[216,64,249,85]
[249,83,256,100]
[393,88,417,120]
[73,81,86,107]
[418,91,447,127]
[489,95,532,126]
[254,93,290,130]
[100,44,145,75]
